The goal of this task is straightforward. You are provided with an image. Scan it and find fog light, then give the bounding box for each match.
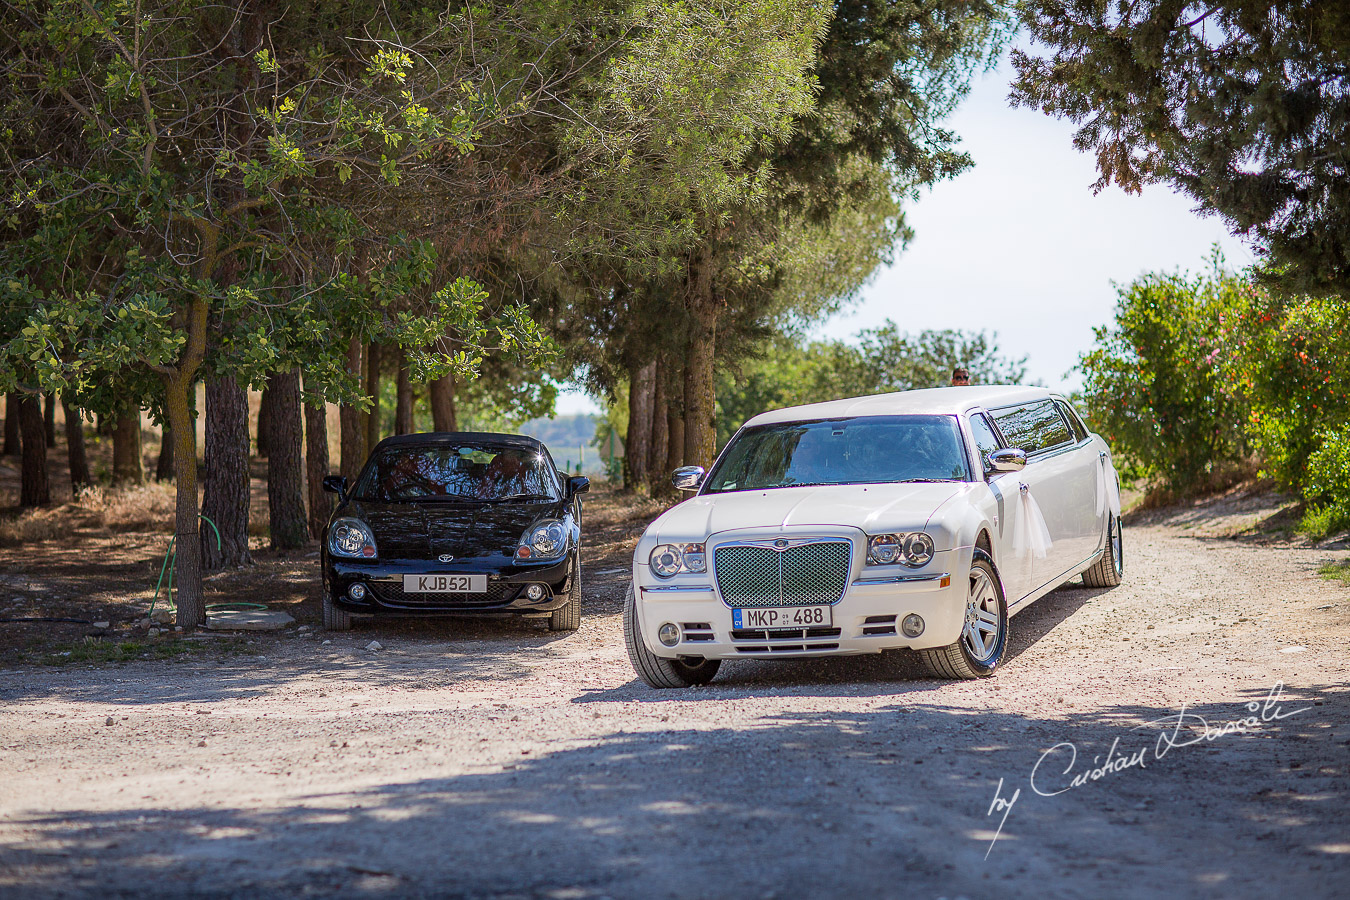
[525,583,546,601]
[901,613,925,638]
[347,583,367,601]
[658,623,680,647]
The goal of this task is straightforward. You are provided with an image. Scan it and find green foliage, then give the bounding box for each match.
[716,324,1027,443]
[1013,1,1350,295]
[1317,559,1350,587]
[1299,427,1350,539]
[1229,292,1350,492]
[1079,259,1252,493]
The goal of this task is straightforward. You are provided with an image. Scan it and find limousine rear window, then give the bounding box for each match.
[1056,399,1089,442]
[993,400,1073,454]
[704,415,971,493]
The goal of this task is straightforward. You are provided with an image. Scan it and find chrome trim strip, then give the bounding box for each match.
[640,584,714,593]
[715,537,833,551]
[852,572,950,586]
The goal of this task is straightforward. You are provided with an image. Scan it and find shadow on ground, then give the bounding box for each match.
[1,688,1345,899]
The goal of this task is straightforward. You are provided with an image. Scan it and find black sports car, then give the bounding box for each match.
[319,432,589,632]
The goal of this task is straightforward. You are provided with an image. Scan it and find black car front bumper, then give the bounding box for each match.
[325,551,576,616]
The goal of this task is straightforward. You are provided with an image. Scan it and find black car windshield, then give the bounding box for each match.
[703,415,970,493]
[355,445,560,502]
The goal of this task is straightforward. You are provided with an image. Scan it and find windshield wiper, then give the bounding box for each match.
[484,493,554,503]
[893,478,958,483]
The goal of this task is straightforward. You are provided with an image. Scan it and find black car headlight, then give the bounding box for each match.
[516,519,569,561]
[329,517,378,559]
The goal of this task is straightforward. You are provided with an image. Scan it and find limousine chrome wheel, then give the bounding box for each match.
[918,550,1007,680]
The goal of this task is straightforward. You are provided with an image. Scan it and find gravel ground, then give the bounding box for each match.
[1,492,1347,899]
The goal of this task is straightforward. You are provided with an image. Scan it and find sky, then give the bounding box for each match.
[554,51,1255,416]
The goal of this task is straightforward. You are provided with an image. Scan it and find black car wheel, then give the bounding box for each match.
[548,558,582,632]
[322,588,351,632]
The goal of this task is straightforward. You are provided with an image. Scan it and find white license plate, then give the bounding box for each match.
[403,574,487,593]
[732,606,832,629]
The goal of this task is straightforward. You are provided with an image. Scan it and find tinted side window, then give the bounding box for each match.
[969,413,1002,471]
[994,401,1073,454]
[1056,400,1088,442]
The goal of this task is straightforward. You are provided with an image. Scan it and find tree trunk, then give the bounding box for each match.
[340,337,367,482]
[365,343,382,451]
[430,372,457,432]
[650,364,669,486]
[265,368,309,550]
[304,381,331,541]
[625,360,656,493]
[201,373,252,570]
[667,405,685,472]
[43,393,56,447]
[18,395,49,507]
[683,250,719,470]
[164,374,204,627]
[256,383,275,458]
[3,393,19,456]
[112,412,144,486]
[156,426,174,481]
[62,395,90,490]
[395,349,413,435]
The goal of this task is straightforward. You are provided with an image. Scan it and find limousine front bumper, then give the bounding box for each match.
[633,552,970,658]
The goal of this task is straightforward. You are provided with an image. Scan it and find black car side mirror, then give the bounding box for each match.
[322,474,349,500]
[568,476,590,497]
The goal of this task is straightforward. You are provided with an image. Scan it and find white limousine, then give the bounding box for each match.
[624,386,1123,686]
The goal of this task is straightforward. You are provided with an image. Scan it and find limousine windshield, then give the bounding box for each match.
[704,415,970,493]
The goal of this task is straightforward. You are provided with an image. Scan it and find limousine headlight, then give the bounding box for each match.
[867,532,935,567]
[649,543,707,577]
[329,518,378,560]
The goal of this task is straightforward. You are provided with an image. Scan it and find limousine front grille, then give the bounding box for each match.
[713,540,851,608]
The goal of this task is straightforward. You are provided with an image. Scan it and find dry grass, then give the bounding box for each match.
[1132,458,1264,512]
[0,481,177,547]
[0,505,76,546]
[75,482,177,531]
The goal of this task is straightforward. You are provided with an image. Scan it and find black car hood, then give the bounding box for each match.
[346,498,565,560]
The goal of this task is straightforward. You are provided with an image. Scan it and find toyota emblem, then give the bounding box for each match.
[773,539,789,549]
[438,554,455,563]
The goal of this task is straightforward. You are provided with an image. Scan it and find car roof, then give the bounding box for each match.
[370,431,550,454]
[743,385,1054,428]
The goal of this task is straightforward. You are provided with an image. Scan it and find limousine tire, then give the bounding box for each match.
[548,560,582,632]
[322,589,352,632]
[624,584,721,688]
[1082,514,1124,588]
[918,550,1007,680]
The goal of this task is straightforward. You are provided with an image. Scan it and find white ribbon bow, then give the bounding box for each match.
[1095,455,1122,518]
[1012,484,1053,559]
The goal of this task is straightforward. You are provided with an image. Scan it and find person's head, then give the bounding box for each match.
[951,367,971,386]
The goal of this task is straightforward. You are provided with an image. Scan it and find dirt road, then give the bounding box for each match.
[1,493,1348,899]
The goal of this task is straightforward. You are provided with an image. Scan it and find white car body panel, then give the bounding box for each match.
[631,385,1118,661]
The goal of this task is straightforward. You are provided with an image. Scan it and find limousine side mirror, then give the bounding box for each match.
[568,475,590,497]
[986,448,1027,474]
[321,474,349,500]
[672,466,705,491]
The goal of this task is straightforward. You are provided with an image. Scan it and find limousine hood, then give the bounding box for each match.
[652,483,973,544]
